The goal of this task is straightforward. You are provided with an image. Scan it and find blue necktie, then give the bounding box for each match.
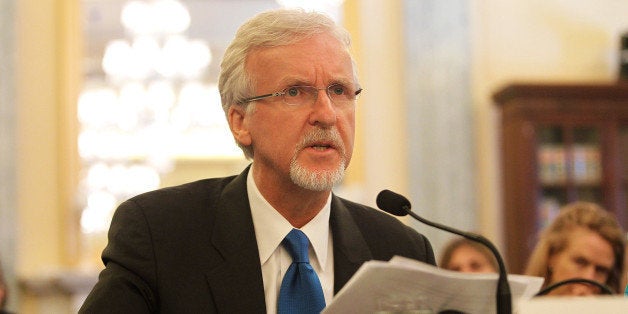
[277,229,326,314]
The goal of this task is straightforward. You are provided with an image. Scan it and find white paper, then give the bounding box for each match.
[322,256,544,314]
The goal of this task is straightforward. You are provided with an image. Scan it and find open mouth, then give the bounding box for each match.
[308,141,336,151]
[299,129,344,155]
[310,143,333,150]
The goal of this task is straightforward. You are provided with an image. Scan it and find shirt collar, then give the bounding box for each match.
[247,164,331,271]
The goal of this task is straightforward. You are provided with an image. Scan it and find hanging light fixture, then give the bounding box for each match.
[78,0,234,236]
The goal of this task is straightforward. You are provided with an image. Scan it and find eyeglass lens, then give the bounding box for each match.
[283,84,357,106]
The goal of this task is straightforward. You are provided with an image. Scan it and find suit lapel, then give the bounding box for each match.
[205,167,267,313]
[330,195,373,294]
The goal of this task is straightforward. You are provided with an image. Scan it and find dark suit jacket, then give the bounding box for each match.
[79,167,435,313]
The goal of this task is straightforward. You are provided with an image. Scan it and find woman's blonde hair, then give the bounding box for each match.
[439,237,498,271]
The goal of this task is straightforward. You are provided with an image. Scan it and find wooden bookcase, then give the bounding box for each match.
[493,83,628,274]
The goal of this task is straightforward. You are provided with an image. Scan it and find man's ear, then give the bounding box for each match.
[228,105,252,146]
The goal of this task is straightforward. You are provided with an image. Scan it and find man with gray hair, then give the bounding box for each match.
[80,8,434,313]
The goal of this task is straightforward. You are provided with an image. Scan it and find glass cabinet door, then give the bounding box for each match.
[572,126,602,200]
[537,126,565,230]
[536,125,602,230]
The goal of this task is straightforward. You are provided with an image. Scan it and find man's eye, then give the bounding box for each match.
[286,87,300,97]
[330,85,346,95]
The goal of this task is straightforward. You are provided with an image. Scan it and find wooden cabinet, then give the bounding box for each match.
[493,83,628,274]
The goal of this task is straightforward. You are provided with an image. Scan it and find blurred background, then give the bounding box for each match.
[1,0,628,312]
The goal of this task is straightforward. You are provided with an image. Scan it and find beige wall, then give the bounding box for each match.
[342,0,410,205]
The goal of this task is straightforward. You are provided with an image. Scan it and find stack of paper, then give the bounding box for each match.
[323,256,544,314]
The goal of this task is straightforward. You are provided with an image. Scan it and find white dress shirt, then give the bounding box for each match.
[247,166,334,314]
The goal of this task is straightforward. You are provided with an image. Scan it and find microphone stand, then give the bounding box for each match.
[402,205,512,314]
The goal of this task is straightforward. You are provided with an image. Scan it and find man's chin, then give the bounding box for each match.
[289,161,345,191]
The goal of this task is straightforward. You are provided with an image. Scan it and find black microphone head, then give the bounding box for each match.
[376,189,411,216]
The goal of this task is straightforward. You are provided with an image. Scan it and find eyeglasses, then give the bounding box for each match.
[240,84,362,107]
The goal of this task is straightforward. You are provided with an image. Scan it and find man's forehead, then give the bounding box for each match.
[246,43,355,83]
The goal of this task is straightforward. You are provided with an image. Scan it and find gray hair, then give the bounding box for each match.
[217,8,356,159]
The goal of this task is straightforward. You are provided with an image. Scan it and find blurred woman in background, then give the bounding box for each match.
[525,201,625,295]
[440,237,498,273]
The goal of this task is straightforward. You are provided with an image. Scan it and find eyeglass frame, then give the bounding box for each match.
[238,83,363,107]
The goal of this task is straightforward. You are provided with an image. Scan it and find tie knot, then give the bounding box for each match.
[283,229,310,263]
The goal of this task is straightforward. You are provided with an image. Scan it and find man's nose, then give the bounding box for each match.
[309,89,337,126]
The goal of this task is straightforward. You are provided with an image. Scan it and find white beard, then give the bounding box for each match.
[289,158,345,191]
[289,128,346,191]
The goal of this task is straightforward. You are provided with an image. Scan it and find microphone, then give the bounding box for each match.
[376,189,512,314]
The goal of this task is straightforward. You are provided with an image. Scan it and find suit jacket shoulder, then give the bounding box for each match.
[80,167,267,313]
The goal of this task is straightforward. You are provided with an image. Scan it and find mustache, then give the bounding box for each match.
[297,128,345,154]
